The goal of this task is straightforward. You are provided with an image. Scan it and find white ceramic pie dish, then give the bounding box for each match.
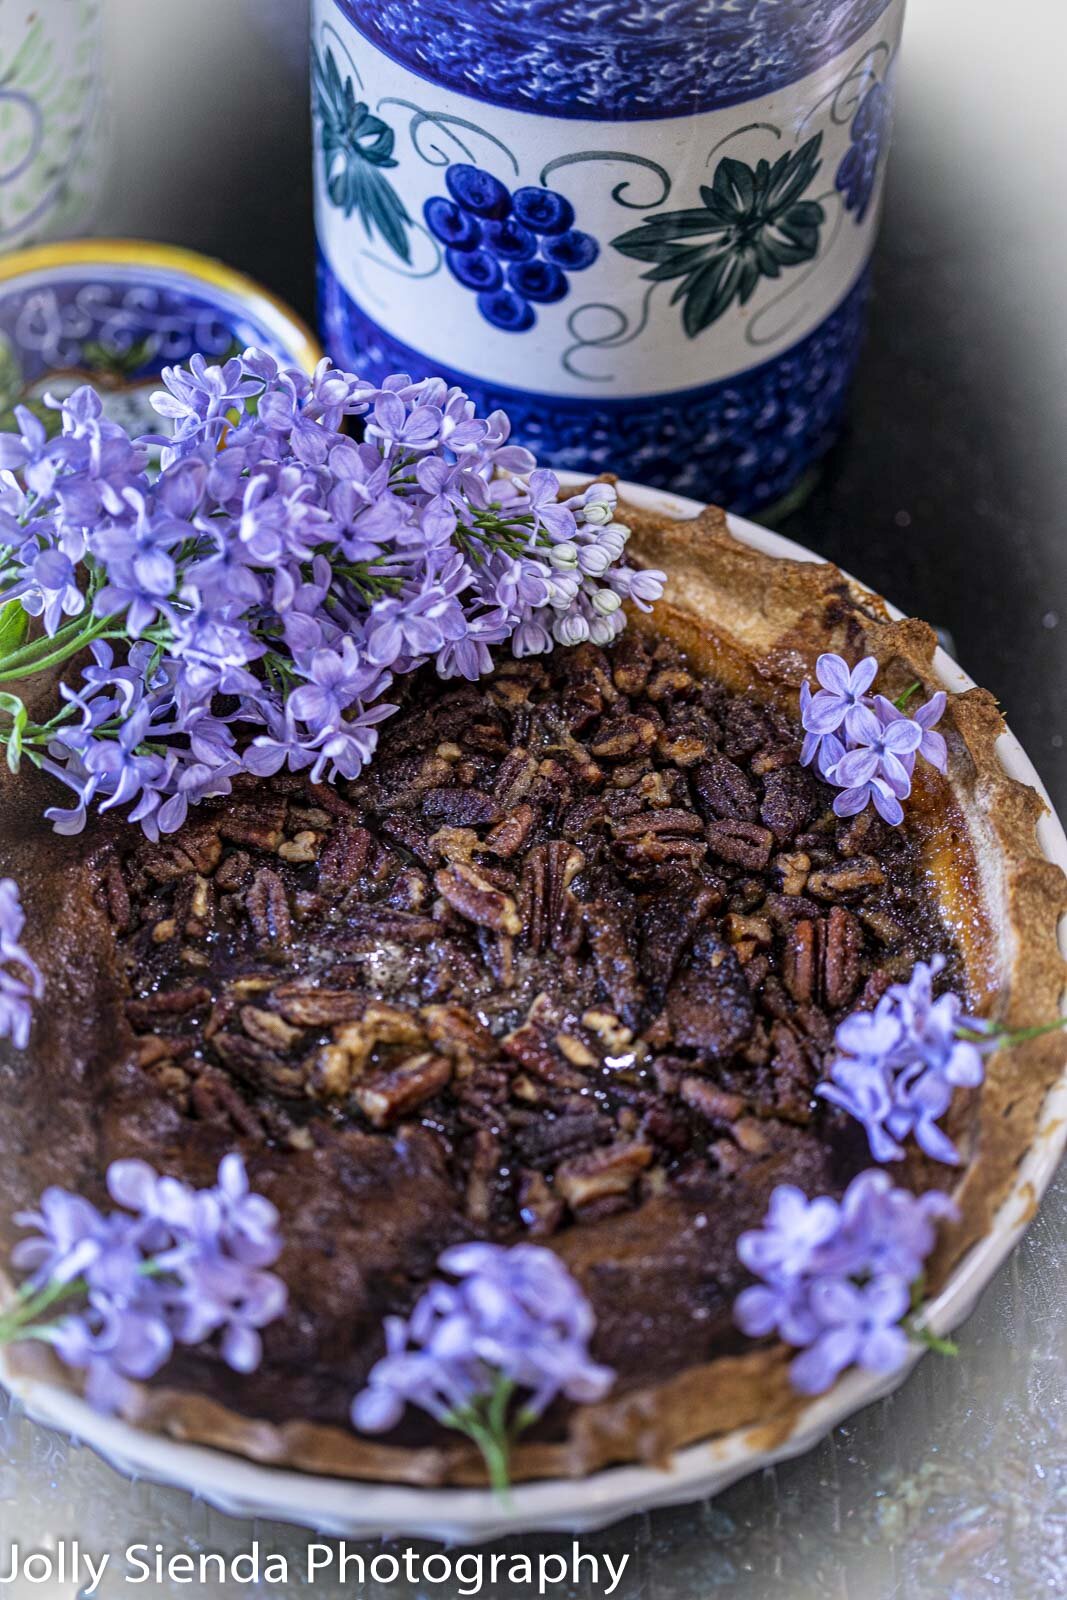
[1,478,1064,1543]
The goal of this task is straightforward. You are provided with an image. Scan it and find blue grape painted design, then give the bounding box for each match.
[425,165,599,333]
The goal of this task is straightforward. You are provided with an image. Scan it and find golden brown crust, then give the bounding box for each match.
[3,499,1065,1486]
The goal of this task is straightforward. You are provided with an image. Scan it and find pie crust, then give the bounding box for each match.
[1,497,1064,1486]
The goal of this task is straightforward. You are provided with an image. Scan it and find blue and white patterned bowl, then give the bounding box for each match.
[0,238,320,435]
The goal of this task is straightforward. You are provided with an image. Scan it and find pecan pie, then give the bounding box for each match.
[1,500,1064,1485]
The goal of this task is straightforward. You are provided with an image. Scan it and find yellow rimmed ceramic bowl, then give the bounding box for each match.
[0,238,320,434]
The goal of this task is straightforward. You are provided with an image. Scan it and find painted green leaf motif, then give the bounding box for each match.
[612,134,825,338]
[312,46,413,265]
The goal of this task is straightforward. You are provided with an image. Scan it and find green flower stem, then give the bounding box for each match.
[893,682,922,711]
[958,1017,1067,1048]
[0,612,125,684]
[0,1273,85,1344]
[905,1276,958,1359]
[0,1259,166,1347]
[444,1373,529,1501]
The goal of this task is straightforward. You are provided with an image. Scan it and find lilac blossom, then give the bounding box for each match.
[351,1241,613,1492]
[0,352,665,838]
[0,877,42,1048]
[799,653,948,824]
[818,957,988,1165]
[2,1154,286,1413]
[735,1168,957,1395]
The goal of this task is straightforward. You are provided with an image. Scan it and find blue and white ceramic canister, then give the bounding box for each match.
[0,0,106,250]
[312,0,904,512]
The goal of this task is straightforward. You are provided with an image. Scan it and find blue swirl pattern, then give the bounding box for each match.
[318,251,871,513]
[331,0,895,120]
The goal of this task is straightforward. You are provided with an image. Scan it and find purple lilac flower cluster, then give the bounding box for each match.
[0,354,664,838]
[799,653,947,825]
[818,957,988,1165]
[4,1153,286,1412]
[0,877,42,1048]
[735,1170,957,1395]
[351,1242,613,1490]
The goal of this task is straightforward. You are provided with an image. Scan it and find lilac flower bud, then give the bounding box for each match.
[553,612,589,647]
[548,541,579,570]
[591,588,622,615]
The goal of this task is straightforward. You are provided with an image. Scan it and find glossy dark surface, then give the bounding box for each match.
[2,3,1063,1595]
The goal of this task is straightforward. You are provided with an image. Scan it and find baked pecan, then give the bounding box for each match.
[610,634,652,696]
[705,818,774,870]
[823,904,864,1009]
[421,1003,497,1065]
[484,802,536,859]
[491,746,538,807]
[692,754,759,823]
[240,1006,303,1051]
[465,1129,500,1228]
[583,899,645,1024]
[273,989,368,1026]
[342,905,440,943]
[807,856,886,899]
[503,1021,589,1090]
[638,881,722,994]
[646,666,695,701]
[126,986,211,1028]
[611,807,705,842]
[760,766,818,843]
[214,850,252,891]
[554,1140,652,1210]
[245,867,292,946]
[521,841,585,954]
[775,851,811,896]
[352,1052,453,1127]
[666,929,754,1054]
[212,1032,307,1098]
[421,786,501,828]
[278,830,320,863]
[783,919,819,1005]
[678,1077,747,1123]
[590,714,657,761]
[435,863,522,935]
[189,1069,265,1136]
[139,823,222,883]
[517,1169,564,1235]
[218,799,286,851]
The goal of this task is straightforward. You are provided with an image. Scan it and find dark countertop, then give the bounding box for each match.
[1,3,1064,1596]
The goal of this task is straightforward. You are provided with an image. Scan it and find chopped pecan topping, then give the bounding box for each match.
[353,1053,453,1127]
[705,818,774,870]
[435,863,522,935]
[555,1140,653,1210]
[114,633,957,1243]
[245,867,291,946]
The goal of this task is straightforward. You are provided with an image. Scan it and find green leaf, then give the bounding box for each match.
[0,599,27,659]
[640,242,721,282]
[0,690,27,773]
[612,209,727,259]
[612,132,825,340]
[765,133,823,214]
[681,253,746,338]
[314,44,412,264]
[710,155,756,217]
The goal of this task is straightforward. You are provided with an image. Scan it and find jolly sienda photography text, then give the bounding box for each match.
[0,1539,631,1595]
